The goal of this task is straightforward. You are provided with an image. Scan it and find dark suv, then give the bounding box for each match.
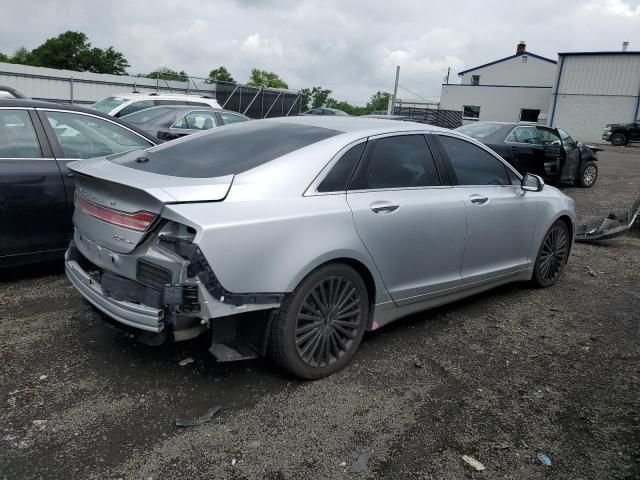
[603,119,640,146]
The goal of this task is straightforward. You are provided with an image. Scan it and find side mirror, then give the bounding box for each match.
[522,173,544,192]
[576,141,584,148]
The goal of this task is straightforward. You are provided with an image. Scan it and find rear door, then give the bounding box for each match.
[37,109,156,241]
[0,108,67,261]
[434,133,537,283]
[346,133,467,305]
[504,126,547,177]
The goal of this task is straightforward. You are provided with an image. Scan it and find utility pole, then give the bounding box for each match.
[389,65,400,115]
[445,67,450,85]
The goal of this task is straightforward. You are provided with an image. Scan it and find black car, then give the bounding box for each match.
[0,99,158,267]
[120,105,249,142]
[456,122,599,188]
[602,119,640,146]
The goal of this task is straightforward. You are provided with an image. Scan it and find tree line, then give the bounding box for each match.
[1,31,390,114]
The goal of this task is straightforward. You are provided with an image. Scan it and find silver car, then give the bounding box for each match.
[65,117,576,378]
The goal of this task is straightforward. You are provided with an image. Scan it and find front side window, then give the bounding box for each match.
[537,127,561,146]
[219,112,248,125]
[350,135,440,190]
[117,100,155,117]
[558,128,576,150]
[462,105,480,120]
[438,135,509,186]
[173,111,217,130]
[44,111,152,159]
[318,142,366,192]
[0,110,42,158]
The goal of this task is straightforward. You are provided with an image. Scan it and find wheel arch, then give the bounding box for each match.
[555,214,575,262]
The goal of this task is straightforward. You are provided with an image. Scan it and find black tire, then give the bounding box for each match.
[269,263,369,379]
[576,161,598,188]
[532,220,570,288]
[611,133,627,147]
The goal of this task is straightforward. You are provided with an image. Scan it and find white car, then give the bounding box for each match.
[90,93,221,118]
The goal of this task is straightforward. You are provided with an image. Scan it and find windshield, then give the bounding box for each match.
[456,123,503,139]
[91,97,127,114]
[121,106,174,124]
[110,121,340,178]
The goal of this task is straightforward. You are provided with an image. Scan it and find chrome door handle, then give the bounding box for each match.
[469,195,489,205]
[370,202,400,214]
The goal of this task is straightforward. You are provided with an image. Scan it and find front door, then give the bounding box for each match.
[537,127,566,180]
[557,128,581,181]
[346,133,467,305]
[435,134,537,283]
[0,108,67,263]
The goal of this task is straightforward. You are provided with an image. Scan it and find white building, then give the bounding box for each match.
[549,51,640,142]
[439,42,557,124]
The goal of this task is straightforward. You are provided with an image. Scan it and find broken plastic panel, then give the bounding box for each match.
[575,198,640,242]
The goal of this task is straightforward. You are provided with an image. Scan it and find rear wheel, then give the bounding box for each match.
[576,161,598,188]
[532,220,570,288]
[269,263,369,379]
[611,133,628,146]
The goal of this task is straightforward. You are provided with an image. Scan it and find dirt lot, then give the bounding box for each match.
[1,145,639,480]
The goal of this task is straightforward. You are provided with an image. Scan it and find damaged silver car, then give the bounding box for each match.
[65,117,577,378]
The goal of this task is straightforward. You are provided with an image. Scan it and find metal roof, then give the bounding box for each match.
[558,51,640,56]
[458,51,557,76]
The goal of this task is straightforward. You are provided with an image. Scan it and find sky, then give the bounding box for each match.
[1,0,640,105]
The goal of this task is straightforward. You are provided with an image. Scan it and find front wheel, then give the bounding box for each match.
[610,133,627,147]
[532,220,570,288]
[576,161,598,188]
[269,263,369,379]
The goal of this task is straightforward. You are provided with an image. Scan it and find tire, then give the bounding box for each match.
[610,133,628,147]
[576,161,598,188]
[269,263,369,379]
[532,220,570,288]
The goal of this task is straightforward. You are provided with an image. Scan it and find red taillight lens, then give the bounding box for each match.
[75,195,156,232]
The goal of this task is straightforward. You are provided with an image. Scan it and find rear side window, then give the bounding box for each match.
[0,110,42,158]
[173,111,217,130]
[111,122,340,178]
[349,135,440,190]
[438,135,509,186]
[117,100,154,117]
[219,112,248,125]
[318,142,365,192]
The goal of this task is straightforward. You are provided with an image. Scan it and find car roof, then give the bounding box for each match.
[264,115,450,135]
[0,99,159,143]
[107,92,218,101]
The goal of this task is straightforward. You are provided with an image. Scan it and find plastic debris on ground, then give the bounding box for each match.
[350,452,370,473]
[576,197,640,242]
[175,405,221,427]
[178,357,195,367]
[538,452,552,466]
[461,455,486,471]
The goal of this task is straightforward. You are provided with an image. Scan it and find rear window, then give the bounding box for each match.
[110,121,340,178]
[456,122,503,139]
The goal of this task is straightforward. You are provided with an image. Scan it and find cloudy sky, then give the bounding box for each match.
[2,0,640,104]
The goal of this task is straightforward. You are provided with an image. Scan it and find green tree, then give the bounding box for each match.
[0,52,9,63]
[145,67,188,82]
[299,86,333,111]
[247,69,288,89]
[25,31,129,74]
[10,47,31,65]
[366,91,391,112]
[206,66,235,84]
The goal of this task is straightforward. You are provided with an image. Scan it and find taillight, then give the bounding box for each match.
[75,195,156,232]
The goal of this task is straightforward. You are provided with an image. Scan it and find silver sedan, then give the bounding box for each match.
[65,116,576,378]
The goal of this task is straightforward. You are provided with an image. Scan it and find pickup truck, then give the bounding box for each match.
[603,119,640,146]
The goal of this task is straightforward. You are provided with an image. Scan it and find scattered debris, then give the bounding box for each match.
[340,461,347,468]
[175,405,221,427]
[350,452,370,473]
[585,267,598,277]
[39,375,47,381]
[32,420,48,431]
[231,458,237,466]
[414,359,423,368]
[538,452,552,466]
[576,198,640,242]
[534,390,545,399]
[178,357,195,367]
[462,455,486,471]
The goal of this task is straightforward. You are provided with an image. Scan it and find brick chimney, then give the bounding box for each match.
[516,41,526,55]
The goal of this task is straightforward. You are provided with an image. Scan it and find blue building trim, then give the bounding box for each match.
[442,84,551,89]
[458,51,557,76]
[548,56,565,127]
[635,94,640,121]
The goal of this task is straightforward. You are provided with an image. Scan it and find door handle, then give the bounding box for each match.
[370,202,400,214]
[65,172,75,178]
[469,195,489,205]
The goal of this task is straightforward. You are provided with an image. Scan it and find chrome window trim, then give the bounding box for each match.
[170,110,219,130]
[434,131,523,183]
[37,108,155,145]
[0,157,55,161]
[0,106,34,110]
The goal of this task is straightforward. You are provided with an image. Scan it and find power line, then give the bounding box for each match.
[397,84,437,103]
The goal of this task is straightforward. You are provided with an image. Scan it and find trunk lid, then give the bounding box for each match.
[69,154,233,254]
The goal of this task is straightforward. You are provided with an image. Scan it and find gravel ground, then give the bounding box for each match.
[1,145,639,480]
